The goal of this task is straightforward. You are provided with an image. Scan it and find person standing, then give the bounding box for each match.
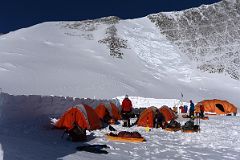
[121,95,133,127]
[154,110,166,129]
[179,106,184,113]
[173,106,178,114]
[200,103,205,118]
[184,105,188,113]
[189,100,195,117]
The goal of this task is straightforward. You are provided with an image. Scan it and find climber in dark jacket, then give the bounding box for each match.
[154,110,166,129]
[199,103,205,118]
[189,100,195,117]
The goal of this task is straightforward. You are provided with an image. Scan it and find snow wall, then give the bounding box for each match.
[0,93,119,126]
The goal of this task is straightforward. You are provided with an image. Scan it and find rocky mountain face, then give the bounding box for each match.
[62,16,128,58]
[148,0,240,80]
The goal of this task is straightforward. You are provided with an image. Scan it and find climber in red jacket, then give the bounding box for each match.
[121,95,133,127]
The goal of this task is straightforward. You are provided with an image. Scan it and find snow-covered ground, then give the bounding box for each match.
[0,1,240,159]
[117,96,189,108]
[0,94,240,160]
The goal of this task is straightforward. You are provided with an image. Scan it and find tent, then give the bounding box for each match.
[95,103,108,120]
[159,105,177,122]
[95,102,121,121]
[195,99,237,115]
[137,106,158,128]
[55,104,102,130]
[137,106,177,128]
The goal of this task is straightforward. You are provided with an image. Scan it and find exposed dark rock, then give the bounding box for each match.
[98,25,128,59]
[148,0,240,80]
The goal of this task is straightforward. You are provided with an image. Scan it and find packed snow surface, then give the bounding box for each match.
[0,95,240,160]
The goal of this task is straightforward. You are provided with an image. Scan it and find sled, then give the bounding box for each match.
[181,128,200,133]
[193,116,209,120]
[182,125,200,133]
[182,115,190,118]
[164,127,181,132]
[182,115,209,120]
[76,144,109,154]
[198,116,209,120]
[106,134,145,143]
[205,113,217,116]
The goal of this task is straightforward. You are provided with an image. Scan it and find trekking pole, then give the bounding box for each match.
[199,115,201,133]
[61,130,66,139]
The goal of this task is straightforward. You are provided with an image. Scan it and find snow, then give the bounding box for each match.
[117,96,189,109]
[0,144,3,160]
[1,93,240,160]
[0,15,239,107]
[0,1,240,159]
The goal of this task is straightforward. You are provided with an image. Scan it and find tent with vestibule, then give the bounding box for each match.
[137,105,177,128]
[55,104,102,130]
[195,99,237,115]
[95,102,121,122]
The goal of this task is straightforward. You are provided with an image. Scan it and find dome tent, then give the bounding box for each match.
[55,104,102,130]
[137,106,158,128]
[95,102,121,121]
[159,105,177,122]
[195,99,237,115]
[137,105,177,128]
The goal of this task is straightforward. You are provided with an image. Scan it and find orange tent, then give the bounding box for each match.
[137,106,158,128]
[108,102,121,120]
[95,102,121,121]
[195,99,237,115]
[159,105,177,122]
[95,103,108,120]
[55,104,102,130]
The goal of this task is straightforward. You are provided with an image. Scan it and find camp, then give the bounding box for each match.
[195,99,237,115]
[95,102,121,121]
[55,104,102,130]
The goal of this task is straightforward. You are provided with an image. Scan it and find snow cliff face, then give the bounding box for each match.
[148,0,240,80]
[0,1,240,106]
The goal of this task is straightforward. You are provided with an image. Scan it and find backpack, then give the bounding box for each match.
[182,120,194,130]
[67,124,87,142]
[167,120,181,128]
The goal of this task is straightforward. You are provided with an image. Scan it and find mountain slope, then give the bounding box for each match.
[148,0,240,79]
[0,1,239,106]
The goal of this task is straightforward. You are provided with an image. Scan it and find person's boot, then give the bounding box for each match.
[122,120,127,127]
[127,119,130,127]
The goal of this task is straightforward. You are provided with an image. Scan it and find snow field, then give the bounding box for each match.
[1,93,240,159]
